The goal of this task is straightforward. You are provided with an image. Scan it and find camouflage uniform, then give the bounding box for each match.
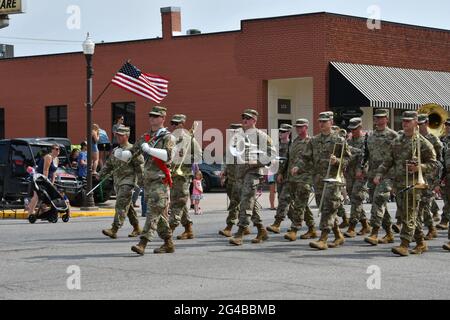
[100,141,144,230]
[441,134,450,230]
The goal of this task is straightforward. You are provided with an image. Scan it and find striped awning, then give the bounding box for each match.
[330,61,450,111]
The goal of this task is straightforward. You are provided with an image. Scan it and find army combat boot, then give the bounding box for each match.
[177,223,194,240]
[378,229,395,244]
[344,222,357,238]
[300,226,317,239]
[131,237,149,255]
[436,216,448,230]
[392,218,402,234]
[328,224,345,248]
[339,216,350,229]
[443,241,450,251]
[364,226,380,246]
[410,236,428,255]
[357,219,371,236]
[219,224,233,237]
[229,227,246,246]
[128,224,142,237]
[392,238,410,256]
[102,225,119,239]
[154,237,175,254]
[424,225,437,240]
[309,229,330,250]
[284,229,298,242]
[252,224,269,243]
[243,227,252,235]
[266,218,283,234]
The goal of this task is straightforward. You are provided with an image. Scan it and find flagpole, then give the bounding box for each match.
[92,60,130,108]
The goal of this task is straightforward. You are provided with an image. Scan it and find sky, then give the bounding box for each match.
[1,0,449,57]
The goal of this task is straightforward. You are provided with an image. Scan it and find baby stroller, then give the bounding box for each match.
[28,171,70,224]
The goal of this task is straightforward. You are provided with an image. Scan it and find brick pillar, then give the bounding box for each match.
[161,7,181,39]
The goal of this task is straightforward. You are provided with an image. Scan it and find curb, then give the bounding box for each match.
[0,210,115,220]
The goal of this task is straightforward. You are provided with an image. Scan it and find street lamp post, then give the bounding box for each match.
[81,33,97,210]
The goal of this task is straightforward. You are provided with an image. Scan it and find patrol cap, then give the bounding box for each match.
[295,119,309,127]
[115,125,130,136]
[229,123,242,129]
[417,114,429,125]
[325,111,334,119]
[242,109,259,120]
[373,109,389,117]
[318,112,333,121]
[171,114,187,123]
[279,123,293,132]
[148,106,167,117]
[401,110,418,121]
[348,117,363,130]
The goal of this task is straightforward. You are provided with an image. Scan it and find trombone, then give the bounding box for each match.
[172,121,199,176]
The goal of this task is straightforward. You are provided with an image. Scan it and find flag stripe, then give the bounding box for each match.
[113,73,167,99]
[112,80,164,103]
[117,73,167,97]
[112,76,164,102]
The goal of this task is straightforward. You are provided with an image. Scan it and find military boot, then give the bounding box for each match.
[424,225,438,240]
[154,237,175,254]
[229,227,246,246]
[102,225,119,239]
[443,241,450,251]
[177,223,194,240]
[339,216,350,229]
[284,229,298,242]
[266,218,283,234]
[329,224,345,248]
[392,219,402,234]
[357,219,372,236]
[344,222,357,238]
[252,224,269,243]
[436,217,449,230]
[170,224,177,232]
[378,230,395,244]
[300,226,317,239]
[243,227,251,235]
[433,212,440,222]
[364,226,380,246]
[131,237,148,255]
[392,238,410,256]
[128,224,142,237]
[309,229,329,250]
[410,237,428,255]
[219,224,233,237]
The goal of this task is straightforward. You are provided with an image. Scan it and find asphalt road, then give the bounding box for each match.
[1,192,449,300]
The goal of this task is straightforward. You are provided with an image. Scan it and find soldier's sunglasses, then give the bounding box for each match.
[242,115,253,120]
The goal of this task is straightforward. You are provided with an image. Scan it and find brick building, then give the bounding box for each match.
[0,7,449,143]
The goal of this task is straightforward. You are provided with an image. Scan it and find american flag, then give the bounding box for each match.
[111,62,169,103]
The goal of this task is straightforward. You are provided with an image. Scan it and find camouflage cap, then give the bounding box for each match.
[295,118,309,127]
[279,123,293,132]
[148,106,167,117]
[373,109,389,117]
[417,114,429,124]
[229,123,242,129]
[347,117,363,130]
[401,110,418,121]
[331,125,340,131]
[325,111,334,119]
[171,114,187,123]
[242,109,259,119]
[115,125,130,136]
[318,112,333,121]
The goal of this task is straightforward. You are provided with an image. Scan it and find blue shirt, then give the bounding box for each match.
[77,151,88,177]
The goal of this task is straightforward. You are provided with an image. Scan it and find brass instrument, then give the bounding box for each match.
[418,104,448,138]
[172,121,199,176]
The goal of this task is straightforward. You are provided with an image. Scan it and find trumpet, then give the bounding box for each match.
[172,121,199,176]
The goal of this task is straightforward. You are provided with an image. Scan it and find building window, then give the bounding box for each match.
[46,106,67,138]
[0,108,4,139]
[112,102,135,143]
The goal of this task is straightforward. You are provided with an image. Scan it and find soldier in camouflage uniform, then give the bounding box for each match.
[168,114,202,240]
[344,118,371,238]
[364,109,398,246]
[282,119,317,241]
[131,106,175,255]
[441,118,450,251]
[417,114,443,240]
[374,111,437,256]
[266,124,295,234]
[306,112,351,250]
[229,109,274,246]
[101,125,144,239]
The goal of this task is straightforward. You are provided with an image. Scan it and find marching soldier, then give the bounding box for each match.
[229,109,274,246]
[219,123,251,237]
[442,118,450,251]
[364,109,398,246]
[101,125,144,239]
[374,111,437,256]
[266,123,296,234]
[307,112,351,250]
[283,119,317,241]
[168,114,202,240]
[344,118,371,238]
[332,124,349,228]
[131,106,175,255]
[417,114,443,240]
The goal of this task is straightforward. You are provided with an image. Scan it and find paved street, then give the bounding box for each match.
[1,192,449,300]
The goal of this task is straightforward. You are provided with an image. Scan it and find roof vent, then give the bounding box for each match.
[186,29,201,35]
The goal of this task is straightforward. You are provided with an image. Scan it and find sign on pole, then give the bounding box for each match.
[0,0,26,15]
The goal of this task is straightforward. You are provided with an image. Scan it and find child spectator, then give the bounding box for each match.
[191,170,204,215]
